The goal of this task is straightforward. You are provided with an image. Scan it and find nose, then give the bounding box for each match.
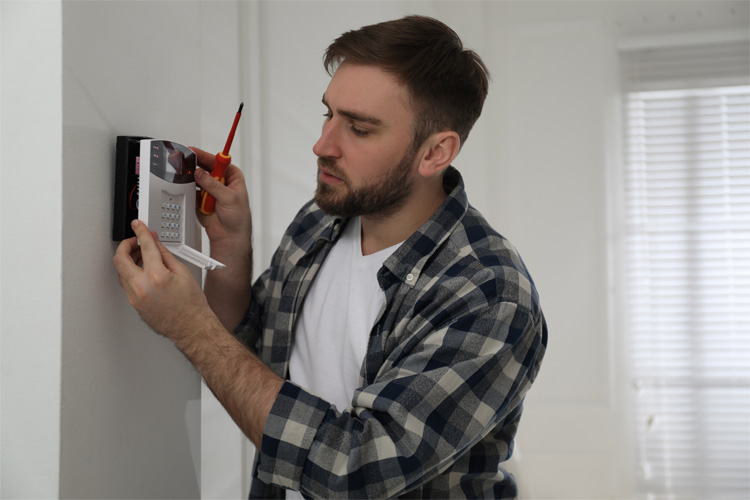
[313,119,341,159]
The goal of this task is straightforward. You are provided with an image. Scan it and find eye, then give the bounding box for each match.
[350,125,369,137]
[322,110,333,121]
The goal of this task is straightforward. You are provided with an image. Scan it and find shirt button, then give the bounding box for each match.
[406,273,414,282]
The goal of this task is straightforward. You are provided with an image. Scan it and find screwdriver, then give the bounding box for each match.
[199,102,243,214]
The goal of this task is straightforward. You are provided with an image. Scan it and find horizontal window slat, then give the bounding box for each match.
[625,159,749,170]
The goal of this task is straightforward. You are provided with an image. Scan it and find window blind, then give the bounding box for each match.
[621,39,750,500]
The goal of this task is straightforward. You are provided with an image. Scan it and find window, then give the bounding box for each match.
[621,39,750,499]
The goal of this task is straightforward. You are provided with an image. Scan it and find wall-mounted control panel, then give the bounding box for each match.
[113,136,225,271]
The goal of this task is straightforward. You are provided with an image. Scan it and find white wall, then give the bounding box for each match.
[486,3,627,497]
[1,1,244,498]
[1,2,63,497]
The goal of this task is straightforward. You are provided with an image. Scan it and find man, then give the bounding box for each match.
[114,15,547,499]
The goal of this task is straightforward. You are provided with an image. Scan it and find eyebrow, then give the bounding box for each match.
[322,95,384,127]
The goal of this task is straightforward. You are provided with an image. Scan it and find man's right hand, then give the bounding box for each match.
[192,146,253,255]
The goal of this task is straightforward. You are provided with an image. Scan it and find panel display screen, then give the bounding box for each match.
[150,140,196,184]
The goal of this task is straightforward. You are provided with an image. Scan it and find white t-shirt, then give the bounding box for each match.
[288,216,401,413]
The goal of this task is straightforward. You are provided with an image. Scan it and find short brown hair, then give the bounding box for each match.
[324,15,490,150]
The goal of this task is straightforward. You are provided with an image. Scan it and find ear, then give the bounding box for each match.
[417,131,460,178]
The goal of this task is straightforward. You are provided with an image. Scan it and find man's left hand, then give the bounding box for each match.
[113,219,213,342]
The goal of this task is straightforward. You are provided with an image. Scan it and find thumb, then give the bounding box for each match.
[195,167,227,209]
[195,167,220,191]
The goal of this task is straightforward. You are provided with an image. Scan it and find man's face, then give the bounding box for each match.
[313,63,419,218]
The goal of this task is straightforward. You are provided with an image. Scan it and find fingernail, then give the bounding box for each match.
[131,220,140,229]
[195,168,205,180]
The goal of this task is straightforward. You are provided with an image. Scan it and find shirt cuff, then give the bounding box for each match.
[256,381,332,491]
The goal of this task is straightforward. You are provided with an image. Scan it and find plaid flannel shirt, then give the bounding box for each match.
[236,167,547,499]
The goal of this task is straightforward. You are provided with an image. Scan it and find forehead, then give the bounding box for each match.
[324,63,414,125]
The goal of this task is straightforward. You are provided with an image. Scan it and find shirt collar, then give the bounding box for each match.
[382,166,467,287]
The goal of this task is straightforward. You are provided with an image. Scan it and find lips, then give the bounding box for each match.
[319,169,343,184]
[317,158,346,185]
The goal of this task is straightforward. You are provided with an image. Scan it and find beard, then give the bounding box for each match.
[314,146,418,219]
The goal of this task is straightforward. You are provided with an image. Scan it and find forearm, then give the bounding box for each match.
[204,241,253,332]
[174,312,283,447]
[115,220,276,448]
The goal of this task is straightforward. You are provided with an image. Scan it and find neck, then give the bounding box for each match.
[359,176,446,256]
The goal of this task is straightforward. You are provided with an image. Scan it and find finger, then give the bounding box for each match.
[195,166,223,191]
[151,234,190,277]
[130,220,163,269]
[190,147,216,172]
[128,242,144,267]
[195,167,235,210]
[197,163,247,197]
[134,248,144,268]
[223,163,246,187]
[113,236,142,281]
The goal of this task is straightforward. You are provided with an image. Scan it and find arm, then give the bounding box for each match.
[256,282,547,498]
[191,147,253,332]
[113,220,282,447]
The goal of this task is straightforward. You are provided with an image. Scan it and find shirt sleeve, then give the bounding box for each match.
[256,291,546,498]
[233,271,267,353]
